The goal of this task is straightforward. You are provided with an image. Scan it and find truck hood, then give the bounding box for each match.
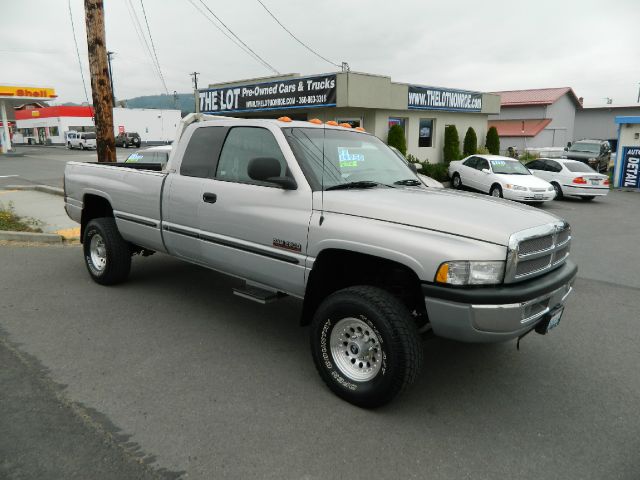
[564,151,596,160]
[321,187,559,246]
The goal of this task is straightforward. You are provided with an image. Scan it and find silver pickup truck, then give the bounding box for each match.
[64,114,577,408]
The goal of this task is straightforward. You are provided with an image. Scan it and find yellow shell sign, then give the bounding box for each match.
[0,85,57,99]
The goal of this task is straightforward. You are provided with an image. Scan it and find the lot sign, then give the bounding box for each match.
[620,147,640,189]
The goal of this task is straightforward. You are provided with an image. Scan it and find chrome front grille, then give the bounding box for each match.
[519,235,553,255]
[505,221,571,283]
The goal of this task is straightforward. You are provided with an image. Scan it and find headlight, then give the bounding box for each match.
[435,261,505,285]
[505,184,527,191]
[547,186,554,191]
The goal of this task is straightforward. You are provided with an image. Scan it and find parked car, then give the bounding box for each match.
[449,154,555,202]
[525,158,610,201]
[562,139,611,173]
[64,115,577,407]
[67,131,97,150]
[124,145,171,168]
[116,131,141,148]
[389,146,444,188]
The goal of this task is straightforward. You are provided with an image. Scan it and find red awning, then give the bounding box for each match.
[488,119,552,137]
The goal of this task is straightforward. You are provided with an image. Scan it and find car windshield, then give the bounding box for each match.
[283,127,416,190]
[128,132,139,137]
[564,161,597,173]
[569,142,600,154]
[489,159,531,175]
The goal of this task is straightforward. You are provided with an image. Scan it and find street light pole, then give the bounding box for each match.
[107,51,116,107]
[190,71,200,113]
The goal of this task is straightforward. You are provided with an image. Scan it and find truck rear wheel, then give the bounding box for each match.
[83,217,131,285]
[310,286,423,408]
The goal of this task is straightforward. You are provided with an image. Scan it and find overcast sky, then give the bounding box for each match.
[2,0,639,106]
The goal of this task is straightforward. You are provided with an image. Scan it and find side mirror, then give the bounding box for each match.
[564,147,569,151]
[481,168,491,174]
[407,163,418,173]
[248,157,297,189]
[266,176,297,190]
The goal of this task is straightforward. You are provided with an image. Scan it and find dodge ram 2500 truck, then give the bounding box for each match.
[64,114,577,408]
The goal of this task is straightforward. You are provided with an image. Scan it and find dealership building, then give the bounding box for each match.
[199,72,501,163]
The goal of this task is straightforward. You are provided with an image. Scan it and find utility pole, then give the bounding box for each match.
[190,71,200,113]
[84,0,115,162]
[107,51,116,107]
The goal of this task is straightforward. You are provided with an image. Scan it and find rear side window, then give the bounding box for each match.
[215,127,286,184]
[180,126,227,178]
[525,160,543,170]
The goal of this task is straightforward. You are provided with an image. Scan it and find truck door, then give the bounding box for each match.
[197,126,312,297]
[162,125,228,262]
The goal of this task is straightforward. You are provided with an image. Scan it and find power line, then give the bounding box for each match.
[139,0,169,95]
[256,0,343,70]
[67,0,89,103]
[189,0,279,75]
[124,0,166,93]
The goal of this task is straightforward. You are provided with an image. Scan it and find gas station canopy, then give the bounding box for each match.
[0,84,57,152]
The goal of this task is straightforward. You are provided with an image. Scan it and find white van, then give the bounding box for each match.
[67,131,97,150]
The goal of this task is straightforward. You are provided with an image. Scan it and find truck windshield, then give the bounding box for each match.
[283,127,415,190]
[569,142,600,154]
[490,159,531,175]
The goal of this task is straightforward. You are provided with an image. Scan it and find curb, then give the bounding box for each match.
[0,230,63,244]
[0,184,64,197]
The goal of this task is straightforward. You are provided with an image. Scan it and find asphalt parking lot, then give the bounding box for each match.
[1,148,639,479]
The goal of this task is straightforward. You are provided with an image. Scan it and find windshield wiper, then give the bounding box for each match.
[325,181,393,191]
[394,179,423,186]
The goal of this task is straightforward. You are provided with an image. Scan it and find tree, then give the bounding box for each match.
[485,126,500,155]
[463,127,477,156]
[387,124,407,156]
[443,125,461,163]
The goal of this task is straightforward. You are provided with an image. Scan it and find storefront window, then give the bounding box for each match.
[49,126,59,137]
[419,119,434,147]
[336,118,362,128]
[388,117,406,131]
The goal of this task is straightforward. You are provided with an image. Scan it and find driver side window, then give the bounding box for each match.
[216,127,287,185]
[463,157,478,169]
[476,158,489,171]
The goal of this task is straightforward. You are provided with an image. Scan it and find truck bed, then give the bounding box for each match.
[65,161,167,252]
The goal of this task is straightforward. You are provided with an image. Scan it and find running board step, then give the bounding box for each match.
[233,285,287,304]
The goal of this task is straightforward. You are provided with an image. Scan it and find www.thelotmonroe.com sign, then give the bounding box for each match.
[408,85,482,112]
[199,75,336,114]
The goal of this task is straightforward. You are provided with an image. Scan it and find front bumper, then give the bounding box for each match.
[503,189,555,202]
[421,261,578,343]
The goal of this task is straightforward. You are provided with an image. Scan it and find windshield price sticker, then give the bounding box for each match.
[338,148,365,168]
[491,160,507,166]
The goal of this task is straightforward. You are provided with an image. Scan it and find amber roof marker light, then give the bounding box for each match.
[277,116,292,122]
[308,118,322,124]
[325,120,338,126]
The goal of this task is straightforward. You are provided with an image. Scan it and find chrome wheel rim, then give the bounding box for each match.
[491,188,501,197]
[89,234,107,271]
[330,317,383,382]
[453,176,460,187]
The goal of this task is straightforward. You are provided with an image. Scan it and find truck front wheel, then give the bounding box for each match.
[310,286,423,408]
[83,217,131,285]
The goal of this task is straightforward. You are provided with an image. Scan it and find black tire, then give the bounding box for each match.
[452,173,462,190]
[551,182,563,200]
[67,142,72,149]
[310,286,423,408]
[80,143,85,150]
[122,141,127,148]
[581,196,595,201]
[490,184,503,198]
[83,217,131,285]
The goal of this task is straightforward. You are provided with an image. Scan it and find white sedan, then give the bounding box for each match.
[449,154,555,202]
[524,158,610,201]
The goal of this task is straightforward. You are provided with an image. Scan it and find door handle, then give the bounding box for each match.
[202,192,217,204]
